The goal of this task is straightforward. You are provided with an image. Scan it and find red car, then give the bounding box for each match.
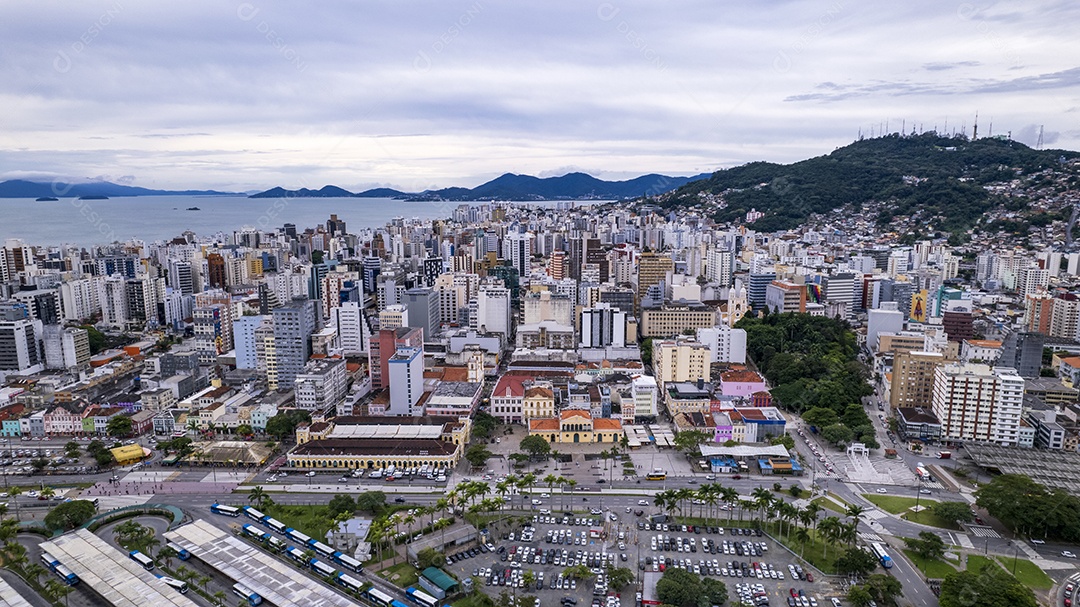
[806,572,814,582]
[790,588,798,598]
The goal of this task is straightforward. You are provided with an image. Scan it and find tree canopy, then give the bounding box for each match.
[466,445,494,468]
[265,410,311,441]
[44,500,97,531]
[975,474,1080,542]
[903,532,946,561]
[673,430,712,455]
[655,567,726,607]
[939,562,1037,607]
[519,435,552,458]
[106,415,133,438]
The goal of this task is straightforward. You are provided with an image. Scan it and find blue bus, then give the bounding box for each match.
[266,536,287,553]
[165,541,190,560]
[310,558,337,578]
[155,574,188,594]
[264,517,287,534]
[870,542,894,569]
[363,587,395,607]
[406,586,440,607]
[307,539,335,558]
[232,582,263,606]
[242,506,266,522]
[392,600,411,607]
[241,524,264,540]
[40,552,79,586]
[285,546,309,565]
[129,550,155,571]
[210,503,241,517]
[285,527,312,545]
[335,571,364,592]
[333,551,363,573]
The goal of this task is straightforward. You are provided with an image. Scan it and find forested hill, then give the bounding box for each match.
[657,133,1079,233]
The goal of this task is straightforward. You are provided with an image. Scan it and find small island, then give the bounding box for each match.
[78,195,109,200]
[186,206,201,211]
[35,196,59,202]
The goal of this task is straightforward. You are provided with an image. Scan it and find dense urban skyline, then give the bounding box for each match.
[3,0,1078,191]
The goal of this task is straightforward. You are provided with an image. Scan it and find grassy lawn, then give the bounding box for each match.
[901,508,960,530]
[380,562,420,588]
[811,496,847,514]
[902,549,957,579]
[965,554,1003,574]
[995,556,1053,590]
[764,523,842,574]
[861,494,936,515]
[264,503,334,544]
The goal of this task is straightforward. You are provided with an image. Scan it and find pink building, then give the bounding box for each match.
[718,370,768,399]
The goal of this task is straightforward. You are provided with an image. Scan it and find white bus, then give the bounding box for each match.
[242,506,266,522]
[286,547,308,564]
[364,587,395,607]
[210,503,241,517]
[336,571,363,592]
[232,582,263,606]
[334,551,363,573]
[158,575,188,594]
[128,550,154,571]
[286,528,312,545]
[311,558,337,577]
[264,517,287,534]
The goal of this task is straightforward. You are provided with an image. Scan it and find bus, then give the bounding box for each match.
[335,571,364,592]
[157,575,189,594]
[311,558,338,577]
[242,524,266,540]
[333,551,363,573]
[285,528,312,545]
[264,517,287,534]
[308,539,336,558]
[129,550,155,571]
[210,503,241,517]
[165,541,190,560]
[232,582,263,606]
[40,552,60,569]
[406,586,440,607]
[242,506,266,522]
[646,469,666,481]
[363,586,395,607]
[392,601,411,607]
[53,563,79,586]
[870,542,894,569]
[266,536,287,553]
[285,547,309,565]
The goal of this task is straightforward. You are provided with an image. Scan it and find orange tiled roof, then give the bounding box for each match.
[559,409,591,421]
[529,418,559,431]
[525,386,554,399]
[720,370,764,383]
[593,418,623,430]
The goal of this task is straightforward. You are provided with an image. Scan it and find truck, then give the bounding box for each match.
[368,469,383,479]
[938,451,952,459]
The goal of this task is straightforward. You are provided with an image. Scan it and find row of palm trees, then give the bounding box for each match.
[651,484,867,560]
[0,509,73,605]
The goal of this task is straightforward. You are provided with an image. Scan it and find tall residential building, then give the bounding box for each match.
[271,297,319,390]
[890,350,947,410]
[747,272,776,310]
[369,326,423,391]
[636,252,673,308]
[233,314,269,370]
[705,245,734,287]
[379,305,408,331]
[1016,266,1050,297]
[999,331,1045,379]
[403,287,441,339]
[331,301,368,355]
[206,253,227,289]
[167,259,195,295]
[295,357,349,412]
[387,346,424,416]
[1050,295,1080,339]
[1024,292,1054,334]
[60,277,101,321]
[580,303,629,348]
[764,280,806,314]
[42,325,90,371]
[503,231,534,279]
[470,280,511,337]
[931,363,1024,446]
[867,302,905,351]
[653,338,710,389]
[0,303,41,377]
[523,290,574,326]
[192,304,233,364]
[695,325,747,364]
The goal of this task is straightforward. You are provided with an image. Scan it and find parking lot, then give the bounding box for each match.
[440,505,838,607]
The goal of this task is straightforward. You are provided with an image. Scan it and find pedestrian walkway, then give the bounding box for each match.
[861,508,888,521]
[967,525,1001,539]
[956,534,974,549]
[859,532,884,542]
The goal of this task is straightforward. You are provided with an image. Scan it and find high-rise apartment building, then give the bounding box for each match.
[271,297,319,390]
[636,252,673,308]
[931,363,1024,446]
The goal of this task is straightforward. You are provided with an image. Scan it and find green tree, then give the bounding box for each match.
[107,415,134,438]
[939,563,1037,607]
[43,499,97,531]
[846,585,875,607]
[328,494,356,517]
[820,423,855,447]
[64,441,81,457]
[770,433,796,450]
[80,324,107,354]
[563,564,595,581]
[605,566,635,591]
[802,407,839,429]
[700,577,728,606]
[655,567,703,607]
[519,435,552,459]
[236,424,254,437]
[466,445,494,468]
[932,500,974,525]
[863,574,903,606]
[472,412,498,439]
[788,485,804,499]
[835,547,878,578]
[355,491,387,513]
[416,547,445,569]
[265,410,311,442]
[903,531,946,561]
[673,430,711,455]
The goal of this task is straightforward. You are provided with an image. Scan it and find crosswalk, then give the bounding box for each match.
[859,532,884,542]
[967,526,1001,538]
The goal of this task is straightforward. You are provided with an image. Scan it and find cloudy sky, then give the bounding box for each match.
[2,0,1078,192]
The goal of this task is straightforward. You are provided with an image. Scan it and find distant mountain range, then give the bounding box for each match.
[0,179,235,198]
[248,171,711,201]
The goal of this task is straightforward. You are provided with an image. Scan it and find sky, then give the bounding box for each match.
[2,0,1079,192]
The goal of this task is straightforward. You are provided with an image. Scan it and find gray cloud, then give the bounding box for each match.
[1,0,1078,191]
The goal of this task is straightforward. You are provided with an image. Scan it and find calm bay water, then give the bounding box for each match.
[0,196,577,248]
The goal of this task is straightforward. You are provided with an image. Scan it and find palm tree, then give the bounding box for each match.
[565,479,577,509]
[551,450,561,470]
[802,501,824,533]
[720,487,739,524]
[40,486,55,501]
[198,574,212,593]
[543,474,559,501]
[838,521,858,548]
[675,488,695,519]
[845,504,866,528]
[521,473,537,503]
[144,536,161,558]
[794,527,811,559]
[556,476,568,510]
[495,480,510,505]
[818,516,842,561]
[158,545,178,570]
[24,562,48,586]
[653,491,670,516]
[8,487,22,521]
[212,590,227,607]
[751,488,773,526]
[249,486,268,508]
[699,485,719,525]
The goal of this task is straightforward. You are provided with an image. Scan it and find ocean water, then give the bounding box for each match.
[0,196,575,248]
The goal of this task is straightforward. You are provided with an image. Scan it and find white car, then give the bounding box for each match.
[540,493,550,498]
[876,488,887,494]
[638,499,648,506]
[1062,551,1077,559]
[532,499,543,505]
[306,471,316,477]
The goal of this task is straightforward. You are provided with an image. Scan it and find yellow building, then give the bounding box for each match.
[528,409,623,444]
[653,338,710,389]
[523,382,556,420]
[110,444,147,466]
